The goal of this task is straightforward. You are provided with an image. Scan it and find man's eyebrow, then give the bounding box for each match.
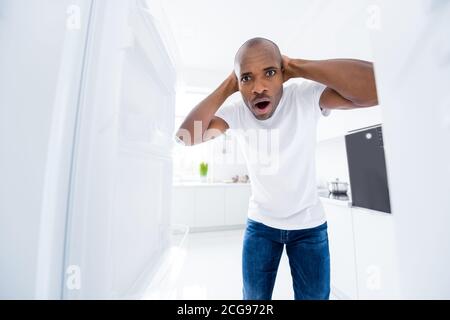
[240,66,279,77]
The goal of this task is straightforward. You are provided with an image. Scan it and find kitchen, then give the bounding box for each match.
[1,0,449,301]
[162,0,403,299]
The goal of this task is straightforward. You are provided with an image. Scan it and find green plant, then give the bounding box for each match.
[199,162,208,177]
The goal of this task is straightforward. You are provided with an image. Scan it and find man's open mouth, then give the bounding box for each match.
[255,101,270,109]
[252,98,272,115]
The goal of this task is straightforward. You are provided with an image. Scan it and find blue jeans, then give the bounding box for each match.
[242,219,330,300]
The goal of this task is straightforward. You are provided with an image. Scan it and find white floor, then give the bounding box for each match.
[144,228,338,300]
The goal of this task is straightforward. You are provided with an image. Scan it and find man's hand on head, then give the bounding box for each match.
[282,55,295,83]
[227,71,239,94]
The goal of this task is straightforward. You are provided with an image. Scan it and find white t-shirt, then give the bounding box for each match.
[215,80,331,230]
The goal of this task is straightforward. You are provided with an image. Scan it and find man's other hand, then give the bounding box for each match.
[228,71,239,93]
[282,55,295,83]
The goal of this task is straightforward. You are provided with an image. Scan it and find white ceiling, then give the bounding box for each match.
[159,0,373,89]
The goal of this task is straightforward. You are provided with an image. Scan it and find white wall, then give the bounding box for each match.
[173,90,248,182]
[162,0,375,90]
[315,137,350,190]
[209,134,249,183]
[173,132,249,183]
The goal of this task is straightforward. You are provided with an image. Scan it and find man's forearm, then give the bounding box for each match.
[176,74,237,145]
[286,58,378,106]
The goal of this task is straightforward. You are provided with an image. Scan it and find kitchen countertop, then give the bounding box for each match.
[173,181,251,187]
[317,189,352,207]
[173,183,352,206]
[173,183,384,213]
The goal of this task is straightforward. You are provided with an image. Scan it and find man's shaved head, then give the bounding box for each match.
[233,38,285,120]
[234,37,283,73]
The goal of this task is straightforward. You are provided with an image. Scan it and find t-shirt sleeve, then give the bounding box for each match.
[296,80,331,120]
[309,81,331,119]
[215,102,237,129]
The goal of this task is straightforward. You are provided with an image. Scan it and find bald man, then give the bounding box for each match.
[176,38,378,300]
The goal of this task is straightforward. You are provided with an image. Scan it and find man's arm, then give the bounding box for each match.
[176,72,238,146]
[282,56,379,110]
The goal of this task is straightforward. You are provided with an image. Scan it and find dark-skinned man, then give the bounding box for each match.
[176,37,378,300]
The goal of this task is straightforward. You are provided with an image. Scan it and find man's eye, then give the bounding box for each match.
[241,75,251,82]
[266,70,276,77]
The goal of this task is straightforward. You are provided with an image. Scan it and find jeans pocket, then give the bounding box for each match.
[304,226,329,246]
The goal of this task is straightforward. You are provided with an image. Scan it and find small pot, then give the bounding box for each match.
[328,178,348,194]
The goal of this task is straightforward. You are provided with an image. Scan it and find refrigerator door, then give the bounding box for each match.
[0,0,92,299]
[62,0,176,299]
[370,0,450,298]
[0,0,176,300]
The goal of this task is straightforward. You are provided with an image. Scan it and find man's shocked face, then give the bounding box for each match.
[234,39,284,120]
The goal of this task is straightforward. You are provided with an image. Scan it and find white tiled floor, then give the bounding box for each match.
[144,228,337,300]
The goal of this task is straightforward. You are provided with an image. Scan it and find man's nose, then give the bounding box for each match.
[252,79,267,95]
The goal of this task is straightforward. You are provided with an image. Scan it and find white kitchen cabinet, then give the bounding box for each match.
[194,187,225,228]
[172,184,251,230]
[351,207,400,299]
[172,187,195,227]
[225,186,251,225]
[323,202,358,299]
[317,106,383,142]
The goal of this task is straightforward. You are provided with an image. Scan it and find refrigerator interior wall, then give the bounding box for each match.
[370,0,450,298]
[62,0,176,299]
